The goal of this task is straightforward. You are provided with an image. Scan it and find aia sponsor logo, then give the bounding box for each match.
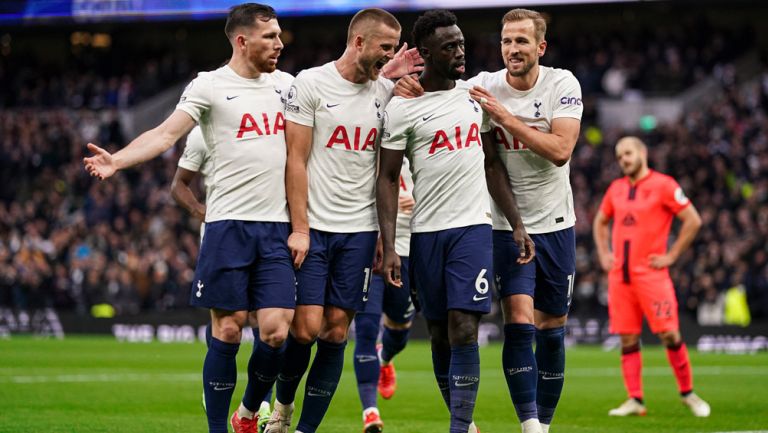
[326,126,377,151]
[429,123,481,154]
[236,112,286,138]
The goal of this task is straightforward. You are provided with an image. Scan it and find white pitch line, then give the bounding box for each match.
[1,366,767,384]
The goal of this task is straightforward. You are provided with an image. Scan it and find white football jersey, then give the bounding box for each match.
[178,126,213,197]
[469,66,582,234]
[381,81,492,233]
[395,158,413,257]
[176,65,293,223]
[285,62,393,233]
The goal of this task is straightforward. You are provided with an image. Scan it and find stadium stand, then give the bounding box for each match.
[0,6,766,325]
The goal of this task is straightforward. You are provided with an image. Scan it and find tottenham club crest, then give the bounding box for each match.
[468,98,480,112]
[533,99,542,118]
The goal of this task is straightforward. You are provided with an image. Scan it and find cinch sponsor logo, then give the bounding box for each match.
[560,96,582,106]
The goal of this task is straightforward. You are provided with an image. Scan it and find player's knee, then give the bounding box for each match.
[620,334,641,348]
[448,318,479,346]
[259,324,290,347]
[319,323,349,344]
[658,330,681,347]
[215,322,243,343]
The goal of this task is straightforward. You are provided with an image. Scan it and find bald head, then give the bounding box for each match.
[615,136,648,179]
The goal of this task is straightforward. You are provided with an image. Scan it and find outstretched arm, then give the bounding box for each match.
[482,132,534,264]
[84,110,196,179]
[376,148,406,286]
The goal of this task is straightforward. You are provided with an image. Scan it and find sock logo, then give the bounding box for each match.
[306,386,332,397]
[209,381,235,391]
[452,375,479,387]
[355,355,378,363]
[539,371,564,381]
[506,366,534,376]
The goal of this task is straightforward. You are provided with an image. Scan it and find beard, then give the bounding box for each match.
[622,160,643,177]
[507,57,536,77]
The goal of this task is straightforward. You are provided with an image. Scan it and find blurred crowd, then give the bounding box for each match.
[0,11,766,323]
[0,47,193,109]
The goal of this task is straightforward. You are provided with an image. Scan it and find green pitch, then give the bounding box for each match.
[1,337,766,433]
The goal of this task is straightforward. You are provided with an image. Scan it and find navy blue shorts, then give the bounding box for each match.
[361,257,415,324]
[190,221,296,312]
[296,229,378,312]
[409,225,493,321]
[493,227,575,316]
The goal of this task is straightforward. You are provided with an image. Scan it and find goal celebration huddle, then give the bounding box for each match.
[83,3,710,433]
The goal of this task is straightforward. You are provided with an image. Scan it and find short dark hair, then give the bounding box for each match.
[225,3,277,40]
[347,8,401,43]
[412,10,457,49]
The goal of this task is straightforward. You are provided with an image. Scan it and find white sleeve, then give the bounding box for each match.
[380,99,410,151]
[284,72,318,127]
[178,126,205,172]
[552,71,583,120]
[175,74,212,123]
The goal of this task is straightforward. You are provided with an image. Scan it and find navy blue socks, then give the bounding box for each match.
[242,338,285,411]
[354,313,380,410]
[448,344,480,433]
[275,333,313,405]
[295,339,347,433]
[381,327,410,363]
[536,326,566,426]
[203,337,239,433]
[503,323,538,422]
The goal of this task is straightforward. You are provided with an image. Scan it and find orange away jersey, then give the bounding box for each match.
[599,170,690,278]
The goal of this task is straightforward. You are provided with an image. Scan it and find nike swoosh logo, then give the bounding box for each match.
[454,381,475,387]
[422,114,435,121]
[363,296,369,302]
[326,103,340,108]
[213,385,234,391]
[541,375,564,381]
[226,95,239,100]
[356,355,378,363]
[275,88,282,94]
[473,295,489,301]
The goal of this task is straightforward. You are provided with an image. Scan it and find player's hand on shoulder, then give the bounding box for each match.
[648,253,675,269]
[83,143,117,180]
[394,74,424,99]
[598,251,615,272]
[513,226,535,264]
[470,86,510,124]
[288,231,310,269]
[382,43,425,80]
